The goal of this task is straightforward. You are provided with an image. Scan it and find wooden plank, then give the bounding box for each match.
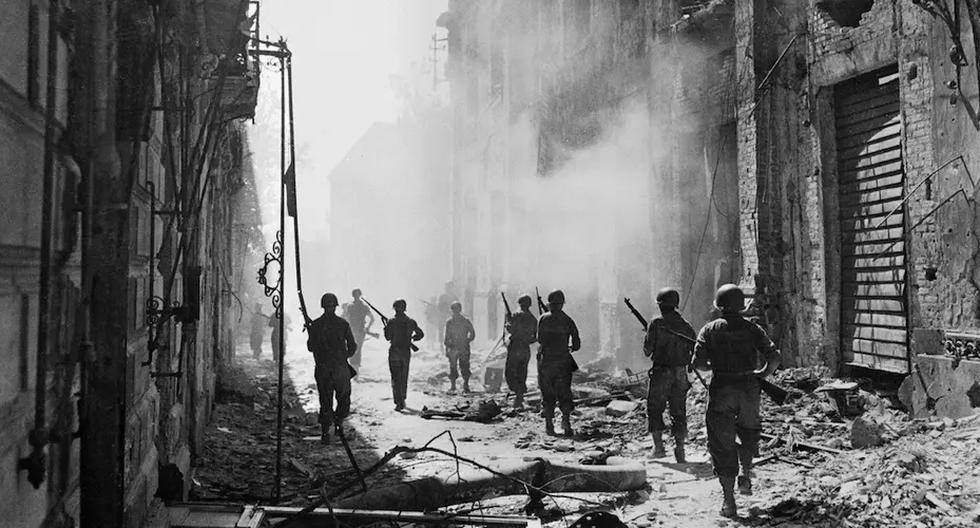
[843,228,904,245]
[836,116,901,143]
[842,254,905,270]
[835,100,900,129]
[841,282,904,297]
[838,147,902,173]
[836,80,899,109]
[839,173,904,197]
[838,160,903,182]
[839,186,903,207]
[843,325,907,343]
[844,338,908,358]
[836,91,901,116]
[836,122,902,149]
[840,213,903,233]
[842,310,907,328]
[841,269,906,283]
[842,298,905,313]
[847,354,910,374]
[837,135,902,164]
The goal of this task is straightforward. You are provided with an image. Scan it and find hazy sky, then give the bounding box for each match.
[248,0,448,237]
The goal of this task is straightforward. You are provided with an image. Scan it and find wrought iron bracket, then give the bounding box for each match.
[257,230,283,317]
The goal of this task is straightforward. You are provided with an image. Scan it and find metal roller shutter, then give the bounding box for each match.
[835,65,910,374]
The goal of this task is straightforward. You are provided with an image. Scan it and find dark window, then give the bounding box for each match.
[27,5,40,106]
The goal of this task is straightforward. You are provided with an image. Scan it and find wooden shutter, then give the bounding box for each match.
[835,65,910,374]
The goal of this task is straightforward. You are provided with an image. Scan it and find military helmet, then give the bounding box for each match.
[714,284,745,313]
[655,288,680,308]
[352,288,362,297]
[547,289,565,305]
[450,301,462,312]
[517,294,532,307]
[393,298,407,311]
[321,293,339,308]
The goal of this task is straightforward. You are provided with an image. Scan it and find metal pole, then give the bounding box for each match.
[275,46,287,503]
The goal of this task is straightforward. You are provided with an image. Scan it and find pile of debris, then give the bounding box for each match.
[751,417,980,527]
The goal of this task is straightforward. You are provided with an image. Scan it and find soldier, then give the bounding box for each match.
[692,284,781,518]
[536,289,580,436]
[269,313,291,363]
[444,301,476,393]
[384,298,424,411]
[306,293,357,445]
[436,281,457,351]
[250,303,267,359]
[344,288,375,370]
[644,288,696,462]
[505,294,537,408]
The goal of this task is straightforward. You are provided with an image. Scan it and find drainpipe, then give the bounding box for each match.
[19,0,61,489]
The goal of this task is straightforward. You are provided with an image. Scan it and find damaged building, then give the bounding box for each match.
[441,0,980,415]
[0,0,264,526]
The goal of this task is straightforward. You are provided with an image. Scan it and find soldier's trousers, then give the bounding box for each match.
[647,365,690,437]
[388,351,411,406]
[350,329,366,369]
[446,347,471,381]
[250,333,263,359]
[539,361,574,418]
[706,377,761,478]
[505,345,531,394]
[315,363,351,431]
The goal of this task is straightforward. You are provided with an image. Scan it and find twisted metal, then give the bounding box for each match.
[257,230,283,317]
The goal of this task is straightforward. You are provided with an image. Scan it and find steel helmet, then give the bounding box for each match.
[714,284,745,313]
[321,293,339,308]
[517,294,532,307]
[393,298,407,311]
[655,288,680,309]
[352,288,362,297]
[450,301,462,312]
[547,289,565,305]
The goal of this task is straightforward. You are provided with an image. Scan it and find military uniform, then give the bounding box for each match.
[384,313,424,409]
[644,311,696,439]
[345,299,372,369]
[536,310,580,423]
[307,313,357,432]
[250,310,266,359]
[693,315,779,481]
[444,313,476,384]
[505,310,537,397]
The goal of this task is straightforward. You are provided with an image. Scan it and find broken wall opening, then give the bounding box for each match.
[817,0,876,28]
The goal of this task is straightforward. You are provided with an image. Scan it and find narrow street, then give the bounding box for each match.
[193,331,980,527]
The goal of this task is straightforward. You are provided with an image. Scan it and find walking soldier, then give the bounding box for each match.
[344,288,375,370]
[505,294,537,408]
[536,290,580,437]
[644,288,696,462]
[444,301,476,393]
[384,298,424,411]
[306,293,357,445]
[693,284,781,518]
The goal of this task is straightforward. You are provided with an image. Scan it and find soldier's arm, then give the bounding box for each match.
[643,320,657,358]
[384,323,393,341]
[345,324,357,358]
[443,320,451,346]
[530,316,538,343]
[366,309,375,331]
[466,318,475,342]
[692,326,710,371]
[752,323,781,378]
[412,320,425,341]
[569,318,581,352]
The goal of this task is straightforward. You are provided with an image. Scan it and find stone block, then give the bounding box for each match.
[605,399,638,418]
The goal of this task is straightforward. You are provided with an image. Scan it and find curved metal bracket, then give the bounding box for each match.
[257,230,283,317]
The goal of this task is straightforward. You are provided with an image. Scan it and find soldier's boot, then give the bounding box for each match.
[561,415,573,437]
[651,433,666,458]
[513,393,524,409]
[449,379,456,393]
[544,416,556,436]
[737,447,753,495]
[462,378,471,394]
[320,427,331,445]
[719,476,737,518]
[673,436,686,463]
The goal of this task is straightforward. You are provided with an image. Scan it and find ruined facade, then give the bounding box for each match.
[443,0,980,416]
[0,1,264,526]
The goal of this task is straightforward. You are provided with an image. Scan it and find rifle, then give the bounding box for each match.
[622,297,789,404]
[500,292,512,342]
[362,297,419,352]
[535,287,548,316]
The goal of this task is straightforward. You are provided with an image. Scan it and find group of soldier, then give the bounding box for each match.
[301,282,780,519]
